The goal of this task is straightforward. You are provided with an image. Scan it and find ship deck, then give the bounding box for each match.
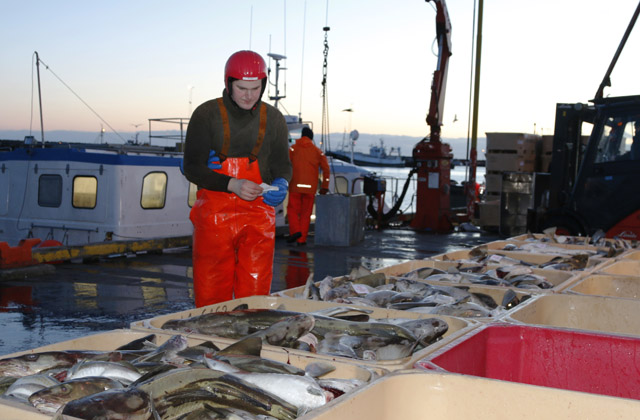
[0,226,502,356]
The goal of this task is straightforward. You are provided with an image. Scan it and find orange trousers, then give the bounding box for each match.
[287,191,315,243]
[189,158,275,307]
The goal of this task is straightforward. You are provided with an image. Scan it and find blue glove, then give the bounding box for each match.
[208,150,222,170]
[179,158,185,175]
[263,177,288,207]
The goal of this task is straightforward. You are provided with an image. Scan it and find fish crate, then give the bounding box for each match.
[0,329,388,420]
[378,259,575,292]
[503,293,640,337]
[477,199,500,229]
[415,323,640,401]
[298,370,640,420]
[598,259,640,276]
[565,273,640,300]
[429,248,609,273]
[275,258,572,296]
[480,239,620,257]
[129,296,479,372]
[507,232,638,249]
[620,249,640,260]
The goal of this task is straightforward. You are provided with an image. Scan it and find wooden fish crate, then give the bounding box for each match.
[507,232,638,249]
[298,370,640,420]
[503,293,640,338]
[0,329,388,420]
[129,296,479,372]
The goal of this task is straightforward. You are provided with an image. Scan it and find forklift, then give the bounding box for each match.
[528,2,640,239]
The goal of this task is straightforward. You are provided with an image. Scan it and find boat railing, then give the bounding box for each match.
[148,117,190,149]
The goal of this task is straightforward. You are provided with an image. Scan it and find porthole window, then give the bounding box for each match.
[72,176,97,208]
[141,172,167,209]
[38,174,62,207]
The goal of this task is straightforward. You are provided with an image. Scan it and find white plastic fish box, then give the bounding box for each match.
[507,232,634,248]
[430,248,608,272]
[129,295,478,372]
[503,293,640,338]
[0,329,387,420]
[297,370,640,420]
[565,273,640,300]
[375,258,575,290]
[597,259,640,276]
[483,239,620,258]
[620,249,640,260]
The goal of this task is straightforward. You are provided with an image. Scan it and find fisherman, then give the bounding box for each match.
[286,126,330,246]
[182,50,292,307]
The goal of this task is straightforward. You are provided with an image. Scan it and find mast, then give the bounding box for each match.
[35,51,45,147]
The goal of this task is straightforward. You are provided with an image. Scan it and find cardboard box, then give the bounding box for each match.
[415,323,640,400]
[485,132,539,154]
[129,296,477,371]
[505,293,640,337]
[478,200,500,227]
[298,370,640,420]
[485,153,535,173]
[0,329,387,420]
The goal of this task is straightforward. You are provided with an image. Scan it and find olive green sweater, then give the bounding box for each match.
[183,90,292,192]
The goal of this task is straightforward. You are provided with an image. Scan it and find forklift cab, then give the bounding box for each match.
[542,95,640,239]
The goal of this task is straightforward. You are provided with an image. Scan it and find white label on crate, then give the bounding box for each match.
[352,283,371,294]
[488,254,504,263]
[429,173,439,188]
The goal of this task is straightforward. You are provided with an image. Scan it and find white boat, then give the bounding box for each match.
[328,138,408,168]
[0,135,371,247]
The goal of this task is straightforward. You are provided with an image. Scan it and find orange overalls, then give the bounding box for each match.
[189,99,275,308]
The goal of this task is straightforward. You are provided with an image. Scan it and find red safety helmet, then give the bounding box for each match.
[224,50,267,94]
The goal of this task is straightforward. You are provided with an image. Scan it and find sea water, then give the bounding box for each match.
[363,165,486,214]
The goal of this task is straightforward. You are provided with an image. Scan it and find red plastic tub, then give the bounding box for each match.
[416,323,640,400]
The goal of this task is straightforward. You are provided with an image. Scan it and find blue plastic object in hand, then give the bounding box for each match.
[208,150,222,170]
[179,159,185,175]
[263,177,288,207]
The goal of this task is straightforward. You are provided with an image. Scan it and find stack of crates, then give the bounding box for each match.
[478,132,539,231]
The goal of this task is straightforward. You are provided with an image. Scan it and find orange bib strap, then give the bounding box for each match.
[216,98,231,161]
[250,103,268,162]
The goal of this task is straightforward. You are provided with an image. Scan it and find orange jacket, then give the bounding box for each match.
[289,136,330,195]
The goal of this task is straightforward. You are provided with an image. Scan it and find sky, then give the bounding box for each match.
[2,0,640,145]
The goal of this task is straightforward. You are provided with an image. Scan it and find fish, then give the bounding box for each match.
[132,334,189,364]
[28,376,123,413]
[245,313,316,347]
[311,314,417,343]
[66,360,142,385]
[161,309,304,338]
[232,372,333,413]
[175,404,275,419]
[395,318,449,345]
[136,367,298,420]
[0,351,95,377]
[61,387,156,420]
[4,373,60,401]
[115,334,157,351]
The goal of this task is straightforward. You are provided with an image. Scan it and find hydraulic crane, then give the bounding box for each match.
[411,0,455,231]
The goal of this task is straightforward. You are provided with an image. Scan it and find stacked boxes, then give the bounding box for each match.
[480,132,539,231]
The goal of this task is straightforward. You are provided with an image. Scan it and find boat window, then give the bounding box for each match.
[188,182,197,207]
[72,176,97,209]
[141,172,167,209]
[334,176,349,195]
[38,174,62,207]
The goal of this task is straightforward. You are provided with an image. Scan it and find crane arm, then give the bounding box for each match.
[425,0,452,143]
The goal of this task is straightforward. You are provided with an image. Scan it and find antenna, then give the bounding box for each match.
[268,53,287,109]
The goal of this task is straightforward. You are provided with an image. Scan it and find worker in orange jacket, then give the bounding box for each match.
[286,127,330,246]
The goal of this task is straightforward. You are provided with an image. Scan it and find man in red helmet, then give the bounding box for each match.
[182,50,291,307]
[286,126,330,246]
